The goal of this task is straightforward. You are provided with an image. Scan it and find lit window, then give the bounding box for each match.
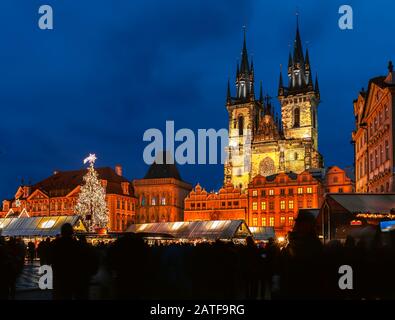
[288,216,294,226]
[269,189,274,196]
[161,197,166,205]
[252,217,258,226]
[280,216,285,226]
[262,217,267,226]
[297,187,303,194]
[261,201,266,210]
[280,200,285,210]
[151,197,156,206]
[269,217,275,226]
[252,202,258,211]
[252,190,258,197]
[307,187,313,194]
[289,200,294,209]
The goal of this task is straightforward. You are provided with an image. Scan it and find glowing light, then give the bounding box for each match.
[83,153,97,165]
[277,236,285,243]
[350,220,362,226]
[171,222,184,230]
[40,220,56,229]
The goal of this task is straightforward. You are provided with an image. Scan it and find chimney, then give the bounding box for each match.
[23,186,31,198]
[115,164,123,176]
[121,182,130,195]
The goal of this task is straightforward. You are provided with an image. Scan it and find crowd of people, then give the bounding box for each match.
[1,222,395,300]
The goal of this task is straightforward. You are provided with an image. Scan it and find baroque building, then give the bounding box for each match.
[224,22,323,190]
[352,61,395,193]
[184,168,353,237]
[0,165,136,231]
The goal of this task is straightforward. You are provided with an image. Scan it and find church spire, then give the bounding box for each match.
[226,78,231,104]
[240,27,250,75]
[293,14,304,68]
[259,80,263,103]
[315,73,320,96]
[278,66,284,96]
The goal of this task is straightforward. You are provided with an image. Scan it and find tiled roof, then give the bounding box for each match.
[31,167,134,197]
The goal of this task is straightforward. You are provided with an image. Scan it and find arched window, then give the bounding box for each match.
[312,109,316,128]
[293,108,300,128]
[141,196,146,206]
[238,116,244,136]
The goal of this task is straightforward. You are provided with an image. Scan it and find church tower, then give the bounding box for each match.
[224,30,262,190]
[278,17,322,169]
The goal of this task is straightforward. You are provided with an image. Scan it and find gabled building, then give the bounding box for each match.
[1,165,136,231]
[352,61,395,193]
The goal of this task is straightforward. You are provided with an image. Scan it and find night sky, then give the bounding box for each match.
[0,0,394,199]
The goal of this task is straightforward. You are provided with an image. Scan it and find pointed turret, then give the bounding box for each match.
[278,69,284,96]
[226,78,231,104]
[259,80,263,103]
[293,16,304,68]
[305,48,310,70]
[240,28,250,75]
[315,73,320,97]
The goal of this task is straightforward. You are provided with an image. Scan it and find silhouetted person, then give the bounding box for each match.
[74,235,99,299]
[50,223,82,300]
[27,241,35,263]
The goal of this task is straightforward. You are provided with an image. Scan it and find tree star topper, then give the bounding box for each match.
[84,153,97,165]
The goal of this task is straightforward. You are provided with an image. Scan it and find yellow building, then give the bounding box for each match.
[224,22,323,190]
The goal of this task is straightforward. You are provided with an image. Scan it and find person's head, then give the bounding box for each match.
[61,223,74,238]
[45,237,51,243]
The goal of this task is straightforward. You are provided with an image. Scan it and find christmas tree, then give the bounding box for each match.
[75,154,109,232]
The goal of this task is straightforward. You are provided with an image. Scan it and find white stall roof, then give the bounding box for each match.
[249,227,276,241]
[0,215,86,237]
[126,220,252,240]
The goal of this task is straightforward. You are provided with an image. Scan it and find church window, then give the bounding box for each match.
[385,140,390,160]
[293,108,300,128]
[259,157,275,177]
[238,116,244,136]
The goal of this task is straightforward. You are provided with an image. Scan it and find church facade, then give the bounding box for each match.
[224,23,323,190]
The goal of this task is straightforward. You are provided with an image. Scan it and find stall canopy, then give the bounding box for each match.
[249,227,275,241]
[0,215,86,237]
[126,220,252,240]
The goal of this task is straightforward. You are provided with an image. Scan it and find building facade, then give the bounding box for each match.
[352,62,395,193]
[133,158,192,223]
[1,165,136,231]
[184,167,353,237]
[224,22,323,191]
[184,183,248,222]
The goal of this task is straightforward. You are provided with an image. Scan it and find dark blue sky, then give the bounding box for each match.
[0,0,394,199]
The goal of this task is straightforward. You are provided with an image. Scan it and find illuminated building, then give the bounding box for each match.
[0,165,136,231]
[352,61,395,193]
[184,183,248,222]
[133,156,192,223]
[184,168,353,237]
[224,21,323,191]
